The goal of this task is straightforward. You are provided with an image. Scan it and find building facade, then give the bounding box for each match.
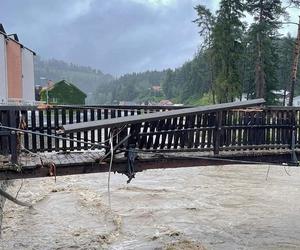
[0,24,36,104]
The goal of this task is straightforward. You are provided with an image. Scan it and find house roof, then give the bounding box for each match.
[47,80,87,97]
[152,85,161,91]
[0,24,5,34]
[8,33,19,42]
[0,23,36,55]
[159,99,173,105]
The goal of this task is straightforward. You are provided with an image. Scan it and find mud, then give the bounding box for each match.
[1,165,300,249]
[0,180,8,235]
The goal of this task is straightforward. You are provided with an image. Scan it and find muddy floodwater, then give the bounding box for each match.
[1,164,300,249]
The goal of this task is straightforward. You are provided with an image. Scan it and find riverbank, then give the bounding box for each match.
[1,165,300,249]
[0,180,8,235]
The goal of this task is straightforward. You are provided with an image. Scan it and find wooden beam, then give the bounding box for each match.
[62,99,265,134]
[0,156,250,181]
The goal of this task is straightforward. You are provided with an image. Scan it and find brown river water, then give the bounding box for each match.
[1,164,300,249]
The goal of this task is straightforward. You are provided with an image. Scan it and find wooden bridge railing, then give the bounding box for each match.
[62,100,298,155]
[1,101,299,164]
[0,105,185,159]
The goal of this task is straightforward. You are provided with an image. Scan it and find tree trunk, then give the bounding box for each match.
[289,16,300,106]
[255,32,266,99]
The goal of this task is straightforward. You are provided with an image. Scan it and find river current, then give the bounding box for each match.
[1,165,300,249]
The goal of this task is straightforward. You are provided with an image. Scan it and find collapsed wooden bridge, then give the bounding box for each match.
[0,98,299,181]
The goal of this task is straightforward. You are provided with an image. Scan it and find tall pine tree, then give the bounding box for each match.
[246,0,285,103]
[211,0,245,103]
[193,5,216,102]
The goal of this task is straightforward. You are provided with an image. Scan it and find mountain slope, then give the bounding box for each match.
[34,57,114,103]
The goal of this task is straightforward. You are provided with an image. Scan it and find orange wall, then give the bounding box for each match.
[6,40,22,99]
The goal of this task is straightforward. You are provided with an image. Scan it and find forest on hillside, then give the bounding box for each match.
[94,70,167,104]
[34,56,113,103]
[94,0,300,105]
[35,0,300,105]
[164,0,300,105]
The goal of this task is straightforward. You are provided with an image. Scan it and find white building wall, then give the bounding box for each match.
[22,48,35,102]
[0,34,8,103]
[293,96,300,106]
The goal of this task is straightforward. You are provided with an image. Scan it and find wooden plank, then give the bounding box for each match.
[90,109,95,146]
[261,110,266,146]
[97,108,102,145]
[46,109,52,152]
[207,113,214,148]
[277,111,282,145]
[153,119,165,150]
[31,110,37,152]
[180,116,189,149]
[117,109,122,145]
[160,118,171,149]
[62,99,265,133]
[62,109,67,150]
[54,109,60,151]
[227,110,233,147]
[243,111,248,146]
[194,114,201,148]
[21,110,29,151]
[0,111,13,156]
[214,111,222,155]
[271,111,276,146]
[174,116,184,149]
[232,111,237,146]
[76,109,81,150]
[297,110,300,146]
[69,109,74,151]
[111,109,116,146]
[266,110,271,145]
[237,111,242,147]
[38,110,45,152]
[220,110,226,147]
[146,120,158,149]
[249,112,255,146]
[9,110,18,163]
[167,117,177,149]
[104,109,109,146]
[139,121,150,149]
[83,109,88,150]
[200,114,207,148]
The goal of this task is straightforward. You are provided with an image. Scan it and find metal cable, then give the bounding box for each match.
[0,123,108,148]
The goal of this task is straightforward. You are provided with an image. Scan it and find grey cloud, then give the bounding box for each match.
[4,0,296,76]
[1,0,203,75]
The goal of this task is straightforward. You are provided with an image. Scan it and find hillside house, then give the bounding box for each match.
[0,23,36,104]
[159,99,173,106]
[40,80,87,105]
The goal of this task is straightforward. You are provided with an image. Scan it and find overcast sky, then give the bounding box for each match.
[1,0,298,76]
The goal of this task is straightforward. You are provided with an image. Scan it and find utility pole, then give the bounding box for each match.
[289,16,300,106]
